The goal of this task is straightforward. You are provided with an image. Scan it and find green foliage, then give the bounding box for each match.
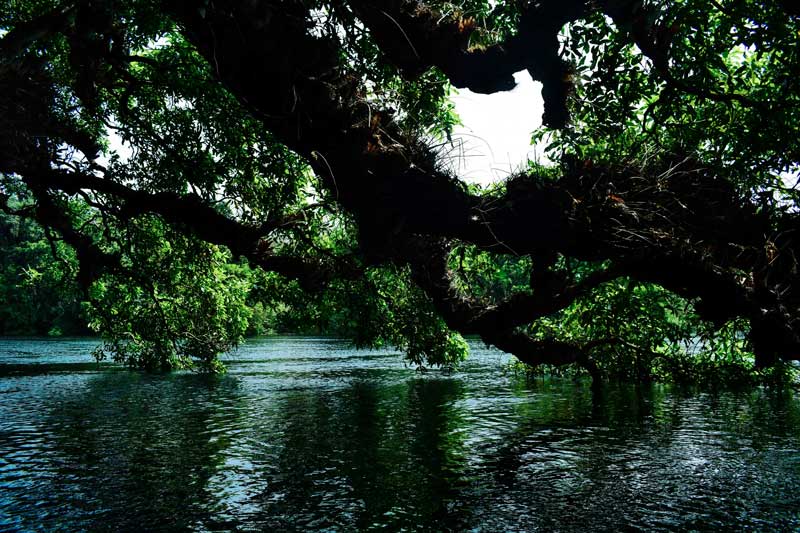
[2,0,798,385]
[246,265,469,367]
[449,245,795,385]
[449,244,532,301]
[86,218,252,372]
[352,267,469,367]
[526,272,752,382]
[0,207,84,336]
[535,1,800,196]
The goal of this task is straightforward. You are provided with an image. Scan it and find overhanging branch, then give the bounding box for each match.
[346,0,589,127]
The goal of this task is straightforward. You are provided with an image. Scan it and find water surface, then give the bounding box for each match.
[1,337,799,531]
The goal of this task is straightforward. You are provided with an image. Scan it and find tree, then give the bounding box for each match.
[0,204,85,335]
[1,0,799,379]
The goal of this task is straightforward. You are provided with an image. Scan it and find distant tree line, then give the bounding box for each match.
[0,206,85,336]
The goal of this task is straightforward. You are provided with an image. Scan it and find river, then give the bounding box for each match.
[1,337,799,531]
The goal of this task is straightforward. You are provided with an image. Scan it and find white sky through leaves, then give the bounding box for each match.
[449,70,545,186]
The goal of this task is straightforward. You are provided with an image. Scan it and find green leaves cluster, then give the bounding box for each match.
[537,1,800,197]
[86,218,252,372]
[449,244,531,301]
[247,265,469,368]
[0,207,83,336]
[526,273,752,383]
[352,267,469,367]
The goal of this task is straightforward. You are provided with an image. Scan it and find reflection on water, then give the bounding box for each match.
[1,337,799,531]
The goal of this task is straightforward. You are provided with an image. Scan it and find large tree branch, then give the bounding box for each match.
[346,0,588,127]
[388,236,600,373]
[27,165,361,290]
[469,263,627,333]
[26,185,121,287]
[164,0,800,368]
[6,0,800,373]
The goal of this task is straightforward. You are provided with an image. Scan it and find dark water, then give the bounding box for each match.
[1,337,800,532]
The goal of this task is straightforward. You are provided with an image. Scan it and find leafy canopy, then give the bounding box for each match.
[1,0,799,382]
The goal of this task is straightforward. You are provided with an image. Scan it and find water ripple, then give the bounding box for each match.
[0,337,799,531]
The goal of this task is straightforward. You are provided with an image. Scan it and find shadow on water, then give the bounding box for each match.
[1,371,245,532]
[1,369,476,531]
[0,362,115,377]
[214,377,471,532]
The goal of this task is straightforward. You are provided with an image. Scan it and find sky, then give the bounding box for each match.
[447,70,545,186]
